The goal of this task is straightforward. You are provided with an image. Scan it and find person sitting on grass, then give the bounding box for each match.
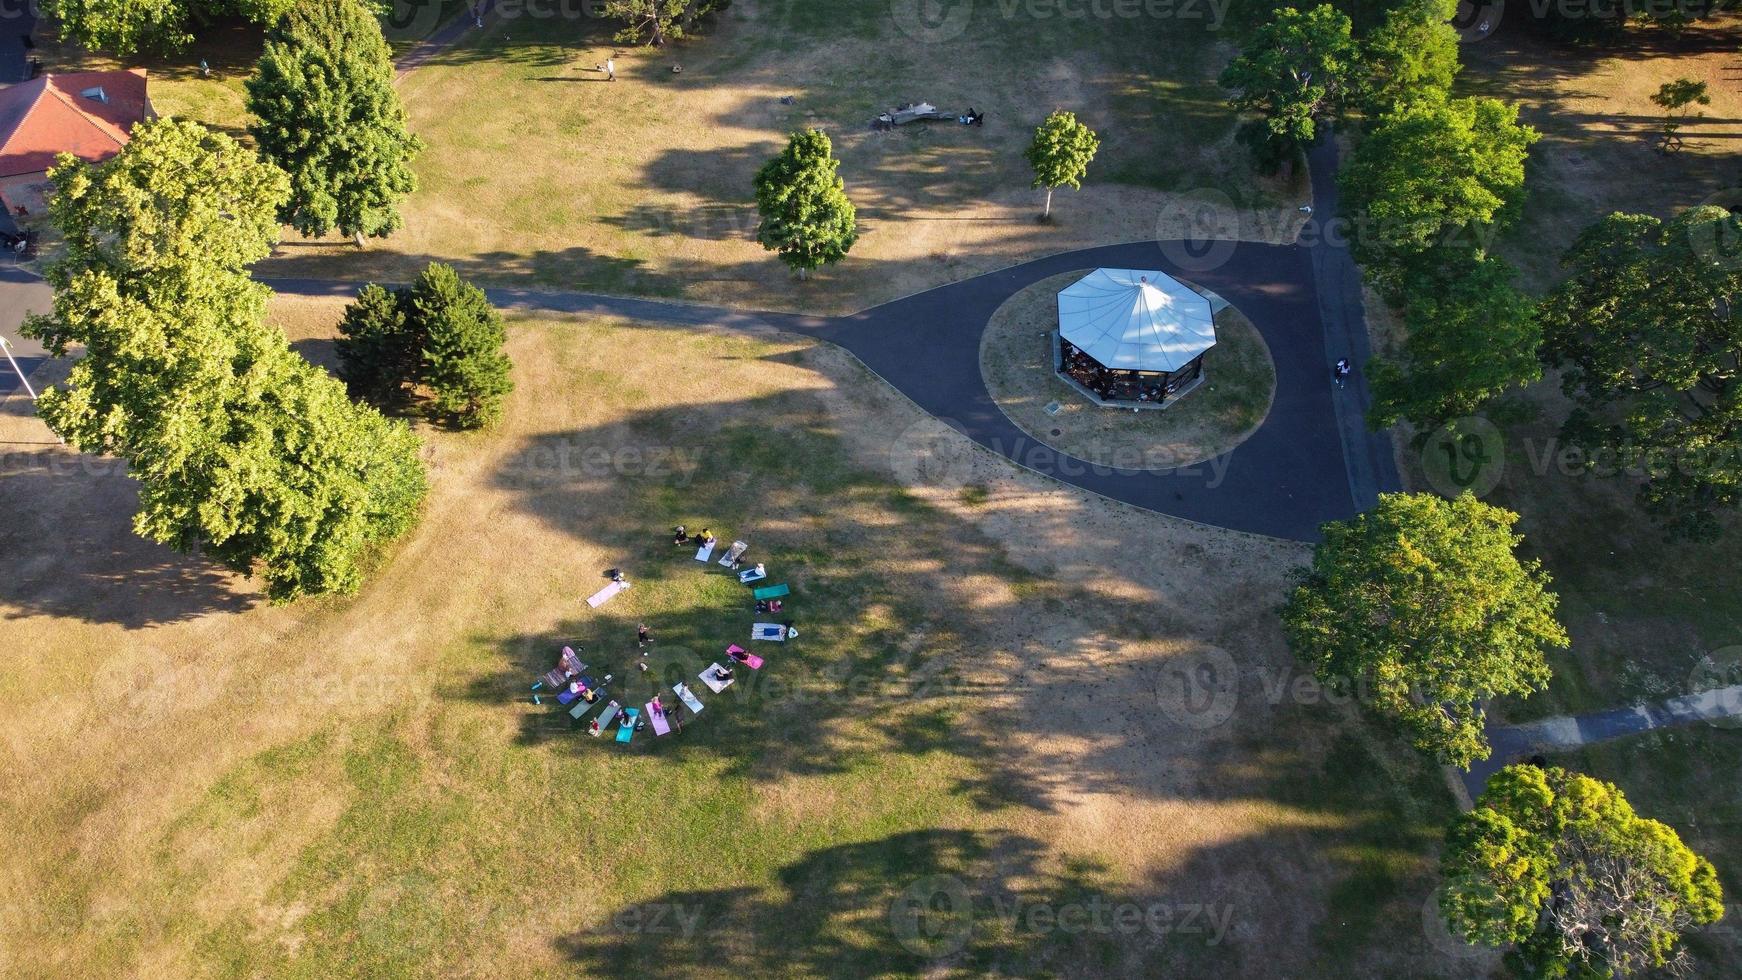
[588,718,601,736]
[672,525,688,545]
[717,663,735,681]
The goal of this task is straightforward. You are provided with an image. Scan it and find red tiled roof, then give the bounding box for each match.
[0,70,151,179]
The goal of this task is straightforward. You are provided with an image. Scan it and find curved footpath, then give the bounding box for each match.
[268,136,1400,541]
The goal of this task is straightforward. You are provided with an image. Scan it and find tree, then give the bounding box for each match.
[603,0,722,44]
[1538,207,1742,539]
[1024,110,1100,221]
[336,265,514,428]
[336,283,417,409]
[1219,4,1358,158]
[1359,0,1461,116]
[247,0,422,245]
[1369,255,1542,430]
[1280,492,1566,768]
[46,0,299,55]
[1443,765,1725,977]
[753,129,858,279]
[1652,78,1711,153]
[409,263,514,429]
[22,119,427,603]
[1340,95,1538,293]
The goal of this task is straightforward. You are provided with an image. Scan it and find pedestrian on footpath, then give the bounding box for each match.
[1333,357,1352,389]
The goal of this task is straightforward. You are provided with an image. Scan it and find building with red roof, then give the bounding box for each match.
[0,69,154,216]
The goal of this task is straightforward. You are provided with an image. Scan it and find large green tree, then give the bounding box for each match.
[1369,255,1542,430]
[1443,765,1724,977]
[47,0,299,55]
[1219,5,1359,154]
[247,0,422,245]
[1538,207,1742,539]
[1340,95,1538,294]
[1359,0,1461,116]
[22,119,427,602]
[1280,492,1566,768]
[1024,110,1100,221]
[753,129,858,279]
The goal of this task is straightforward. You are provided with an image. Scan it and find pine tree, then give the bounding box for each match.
[337,283,417,409]
[753,129,858,279]
[246,0,422,245]
[409,263,514,429]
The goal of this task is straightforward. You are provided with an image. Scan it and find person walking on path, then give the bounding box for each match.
[1333,357,1352,389]
[605,57,616,82]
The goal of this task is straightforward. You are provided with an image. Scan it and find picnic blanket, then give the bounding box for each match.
[673,683,705,715]
[752,623,790,642]
[540,667,568,690]
[727,644,764,670]
[647,701,672,735]
[616,707,640,743]
[569,696,599,720]
[752,583,789,600]
[694,541,715,562]
[738,567,767,584]
[587,579,630,608]
[718,541,749,567]
[593,701,621,734]
[560,646,585,675]
[701,663,736,693]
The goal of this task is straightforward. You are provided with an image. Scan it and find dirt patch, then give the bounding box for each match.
[979,270,1275,470]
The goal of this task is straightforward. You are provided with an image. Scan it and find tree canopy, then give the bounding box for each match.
[1024,110,1100,219]
[1280,492,1565,768]
[47,0,300,54]
[1359,0,1461,116]
[247,0,422,243]
[1538,206,1742,539]
[603,0,722,45]
[1368,254,1542,430]
[23,119,427,602]
[1220,4,1358,150]
[1443,765,1724,977]
[753,129,858,278]
[337,264,513,429]
[1340,95,1538,292]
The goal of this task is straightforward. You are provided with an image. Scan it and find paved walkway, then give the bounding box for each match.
[1461,685,1742,801]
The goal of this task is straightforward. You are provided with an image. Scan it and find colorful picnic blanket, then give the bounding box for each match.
[701,664,736,693]
[752,623,788,642]
[695,541,715,561]
[718,541,749,567]
[726,644,764,670]
[647,702,672,735]
[753,583,789,600]
[617,707,640,743]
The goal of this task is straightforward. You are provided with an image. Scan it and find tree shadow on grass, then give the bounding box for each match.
[0,466,257,628]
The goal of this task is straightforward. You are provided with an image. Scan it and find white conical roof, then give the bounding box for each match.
[1057,268,1216,372]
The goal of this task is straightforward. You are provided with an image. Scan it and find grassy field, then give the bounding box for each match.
[0,296,1462,976]
[980,270,1275,469]
[241,0,1304,312]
